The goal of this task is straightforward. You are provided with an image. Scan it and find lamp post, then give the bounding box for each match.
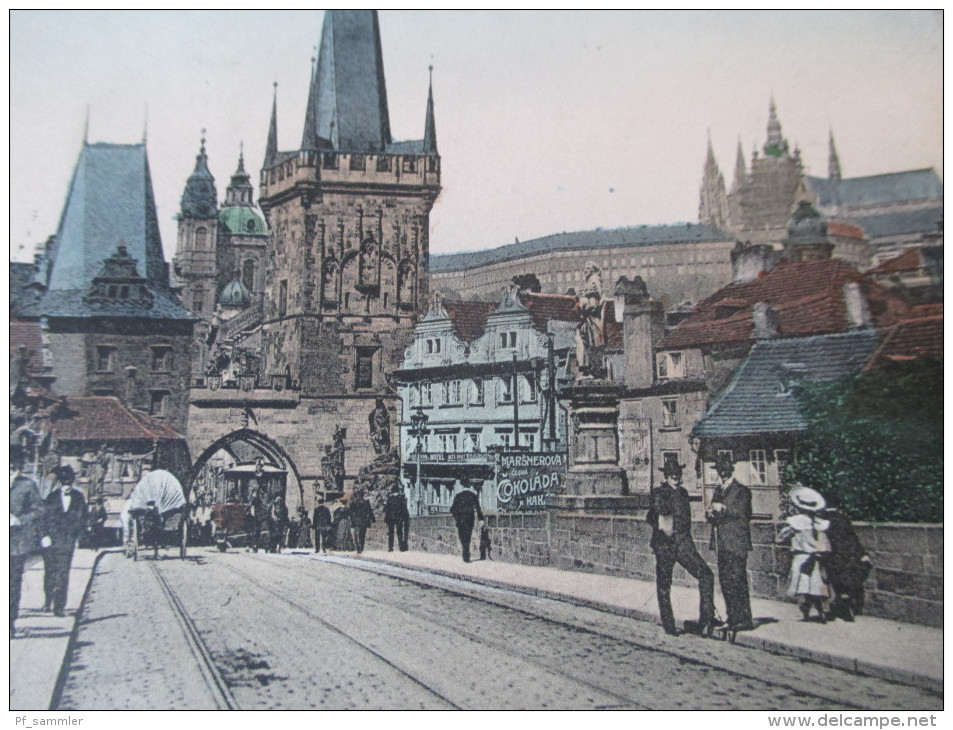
[410,405,430,516]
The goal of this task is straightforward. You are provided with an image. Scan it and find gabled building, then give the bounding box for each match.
[391,288,587,515]
[16,142,196,436]
[691,331,882,518]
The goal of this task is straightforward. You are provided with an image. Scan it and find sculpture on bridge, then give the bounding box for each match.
[575,262,607,379]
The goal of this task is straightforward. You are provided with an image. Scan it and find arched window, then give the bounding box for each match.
[242,259,256,293]
[195,227,208,250]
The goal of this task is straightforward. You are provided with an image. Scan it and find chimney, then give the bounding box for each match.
[752,302,779,338]
[614,276,663,389]
[730,241,779,283]
[843,283,871,328]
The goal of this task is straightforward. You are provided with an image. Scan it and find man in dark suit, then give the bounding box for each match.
[10,446,43,637]
[647,459,715,636]
[707,453,754,632]
[450,479,484,563]
[348,489,375,554]
[312,497,333,553]
[383,484,411,552]
[40,465,87,617]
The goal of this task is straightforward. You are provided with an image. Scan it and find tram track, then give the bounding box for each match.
[240,552,901,711]
[149,561,240,710]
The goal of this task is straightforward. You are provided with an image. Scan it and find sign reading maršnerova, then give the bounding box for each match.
[495,452,567,512]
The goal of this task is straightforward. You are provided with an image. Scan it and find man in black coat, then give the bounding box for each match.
[40,465,87,617]
[312,497,333,553]
[10,446,43,637]
[348,490,375,554]
[821,506,871,621]
[647,460,715,636]
[383,484,411,552]
[450,480,484,563]
[706,453,754,631]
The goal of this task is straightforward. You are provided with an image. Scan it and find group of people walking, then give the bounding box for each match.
[10,450,88,637]
[306,484,410,555]
[648,453,870,638]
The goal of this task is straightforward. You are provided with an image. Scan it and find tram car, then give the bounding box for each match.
[209,460,289,552]
[122,470,188,561]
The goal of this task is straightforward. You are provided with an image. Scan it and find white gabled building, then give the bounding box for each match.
[393,287,595,515]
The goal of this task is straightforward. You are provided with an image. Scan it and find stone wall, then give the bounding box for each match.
[386,513,941,628]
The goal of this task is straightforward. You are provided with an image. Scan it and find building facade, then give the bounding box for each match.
[392,288,577,515]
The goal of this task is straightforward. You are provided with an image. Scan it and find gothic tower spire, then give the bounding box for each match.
[763,96,788,158]
[301,10,392,152]
[828,130,842,181]
[733,138,746,190]
[265,82,279,165]
[423,65,437,154]
[699,130,728,228]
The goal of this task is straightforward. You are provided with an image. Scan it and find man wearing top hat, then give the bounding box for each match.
[647,458,715,636]
[39,465,87,617]
[706,453,754,632]
[383,483,411,552]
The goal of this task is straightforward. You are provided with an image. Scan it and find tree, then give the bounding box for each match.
[785,358,942,523]
[511,273,542,293]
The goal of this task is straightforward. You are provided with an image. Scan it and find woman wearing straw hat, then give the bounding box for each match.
[777,485,832,623]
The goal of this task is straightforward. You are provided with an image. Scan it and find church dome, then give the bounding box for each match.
[786,201,828,245]
[180,139,217,219]
[219,206,267,236]
[217,279,251,309]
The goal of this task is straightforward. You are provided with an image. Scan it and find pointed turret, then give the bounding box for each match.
[301,10,392,152]
[423,65,437,154]
[699,131,728,228]
[180,133,217,219]
[265,83,279,165]
[225,145,254,207]
[733,139,746,189]
[828,130,842,181]
[763,97,789,158]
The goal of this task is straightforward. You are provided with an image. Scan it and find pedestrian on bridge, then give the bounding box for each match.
[647,459,715,637]
[40,465,87,617]
[450,480,484,563]
[384,483,410,552]
[349,489,375,554]
[10,445,43,638]
[313,497,332,553]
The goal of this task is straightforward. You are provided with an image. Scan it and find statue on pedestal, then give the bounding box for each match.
[575,262,607,379]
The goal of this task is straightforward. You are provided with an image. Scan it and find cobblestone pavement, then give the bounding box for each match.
[56,550,942,711]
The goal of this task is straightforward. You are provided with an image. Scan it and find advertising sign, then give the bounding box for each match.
[495,452,568,512]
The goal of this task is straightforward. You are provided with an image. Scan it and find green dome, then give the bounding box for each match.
[219,206,267,236]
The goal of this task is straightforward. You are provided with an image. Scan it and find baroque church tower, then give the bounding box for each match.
[258,9,441,394]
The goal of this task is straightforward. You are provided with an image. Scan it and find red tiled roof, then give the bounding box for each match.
[520,292,579,332]
[865,314,944,370]
[36,396,184,442]
[662,258,911,349]
[868,248,923,275]
[443,300,497,342]
[827,221,865,239]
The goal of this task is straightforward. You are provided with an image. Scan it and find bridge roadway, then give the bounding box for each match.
[55,549,940,711]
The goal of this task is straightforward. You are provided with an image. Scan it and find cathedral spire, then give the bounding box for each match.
[423,65,438,154]
[180,130,217,219]
[265,82,279,165]
[828,130,842,181]
[699,130,728,228]
[301,10,392,153]
[733,138,746,188]
[763,96,788,158]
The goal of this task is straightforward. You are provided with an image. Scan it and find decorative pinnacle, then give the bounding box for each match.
[200,128,206,153]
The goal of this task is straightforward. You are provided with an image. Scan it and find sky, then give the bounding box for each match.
[9,10,943,265]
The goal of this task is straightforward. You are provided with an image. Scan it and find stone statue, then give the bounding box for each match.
[368,398,391,455]
[575,262,607,378]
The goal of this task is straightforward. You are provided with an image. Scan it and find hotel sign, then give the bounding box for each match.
[495,452,567,512]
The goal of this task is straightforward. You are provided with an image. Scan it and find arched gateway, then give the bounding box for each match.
[188,429,305,517]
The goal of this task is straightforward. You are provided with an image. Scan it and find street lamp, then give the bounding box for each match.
[410,405,430,516]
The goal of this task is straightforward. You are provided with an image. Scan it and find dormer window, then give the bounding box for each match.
[425,338,442,355]
[657,352,684,380]
[499,331,517,349]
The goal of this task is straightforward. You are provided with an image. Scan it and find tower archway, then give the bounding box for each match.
[188,429,305,516]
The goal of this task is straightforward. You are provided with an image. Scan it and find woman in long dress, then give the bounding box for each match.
[777,485,832,623]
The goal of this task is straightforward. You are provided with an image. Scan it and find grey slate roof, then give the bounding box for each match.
[843,206,944,240]
[807,169,942,209]
[692,330,881,438]
[303,10,391,153]
[48,143,168,292]
[24,289,193,321]
[10,262,36,315]
[430,223,732,273]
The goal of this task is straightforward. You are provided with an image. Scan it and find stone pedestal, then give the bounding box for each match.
[554,379,645,514]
